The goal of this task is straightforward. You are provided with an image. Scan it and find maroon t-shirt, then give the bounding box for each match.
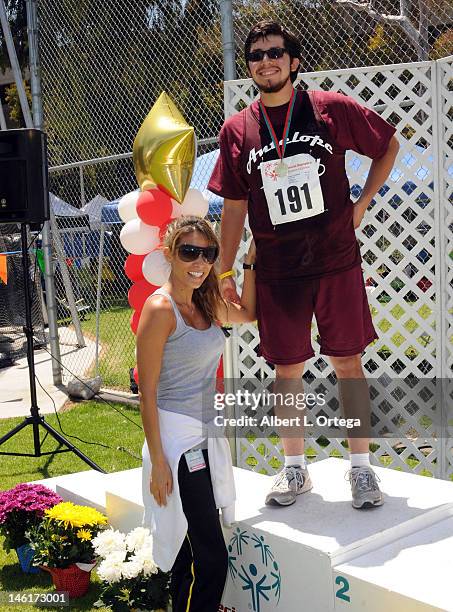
[208,89,396,282]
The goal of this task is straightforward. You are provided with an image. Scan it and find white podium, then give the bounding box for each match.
[220,458,453,612]
[333,515,453,611]
[36,458,453,611]
[53,467,142,516]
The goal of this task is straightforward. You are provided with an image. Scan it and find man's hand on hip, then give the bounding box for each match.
[353,135,400,231]
[353,197,371,229]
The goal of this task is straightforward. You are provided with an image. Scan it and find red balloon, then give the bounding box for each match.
[156,183,174,200]
[130,310,141,335]
[133,366,139,385]
[216,356,224,394]
[124,254,146,282]
[128,280,158,311]
[136,188,173,227]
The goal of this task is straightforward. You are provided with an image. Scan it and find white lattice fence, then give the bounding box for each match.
[224,59,453,480]
[437,56,453,479]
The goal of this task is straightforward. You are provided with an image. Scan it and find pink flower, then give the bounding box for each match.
[0,483,62,523]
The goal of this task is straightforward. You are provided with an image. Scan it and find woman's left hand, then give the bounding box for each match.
[150,459,173,506]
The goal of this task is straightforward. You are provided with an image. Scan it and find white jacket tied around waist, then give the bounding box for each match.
[142,409,236,572]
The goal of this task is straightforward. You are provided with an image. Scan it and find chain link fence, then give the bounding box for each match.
[32,0,453,391]
[37,1,224,166]
[0,225,46,367]
[37,2,453,167]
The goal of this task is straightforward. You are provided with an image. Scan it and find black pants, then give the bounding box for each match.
[171,450,228,612]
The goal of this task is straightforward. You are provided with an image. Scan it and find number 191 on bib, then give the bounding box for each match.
[275,184,313,216]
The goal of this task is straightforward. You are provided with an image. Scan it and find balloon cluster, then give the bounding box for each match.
[120,187,209,335]
[118,92,209,384]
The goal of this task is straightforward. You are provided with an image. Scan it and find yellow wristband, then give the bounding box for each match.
[218,270,235,280]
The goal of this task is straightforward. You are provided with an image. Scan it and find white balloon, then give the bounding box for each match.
[181,188,209,218]
[142,249,171,287]
[118,191,140,222]
[119,219,160,255]
[171,199,183,219]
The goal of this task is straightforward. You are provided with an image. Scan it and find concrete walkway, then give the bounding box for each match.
[0,329,97,419]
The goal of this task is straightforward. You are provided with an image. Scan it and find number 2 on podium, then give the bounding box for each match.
[335,576,351,602]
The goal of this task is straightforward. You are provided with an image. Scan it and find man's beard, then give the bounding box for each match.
[253,73,291,94]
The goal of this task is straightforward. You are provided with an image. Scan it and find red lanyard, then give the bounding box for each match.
[258,89,296,162]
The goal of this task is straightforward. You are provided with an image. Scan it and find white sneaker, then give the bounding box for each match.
[265,465,313,506]
[346,466,384,509]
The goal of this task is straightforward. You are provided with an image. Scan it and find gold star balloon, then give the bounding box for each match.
[133,92,196,203]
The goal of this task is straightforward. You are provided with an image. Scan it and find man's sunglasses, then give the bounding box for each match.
[177,244,219,264]
[246,47,287,63]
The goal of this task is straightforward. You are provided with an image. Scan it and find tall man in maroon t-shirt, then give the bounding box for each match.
[208,21,399,509]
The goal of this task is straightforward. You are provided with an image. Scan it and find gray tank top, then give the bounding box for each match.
[152,287,225,423]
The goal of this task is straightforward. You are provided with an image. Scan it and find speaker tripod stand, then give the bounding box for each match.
[0,223,105,472]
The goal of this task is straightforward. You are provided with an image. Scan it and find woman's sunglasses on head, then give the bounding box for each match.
[246,47,287,63]
[177,244,219,264]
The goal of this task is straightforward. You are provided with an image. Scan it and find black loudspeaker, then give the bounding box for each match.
[0,128,49,224]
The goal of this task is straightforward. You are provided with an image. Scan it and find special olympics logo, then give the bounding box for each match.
[227,528,281,612]
[263,163,279,181]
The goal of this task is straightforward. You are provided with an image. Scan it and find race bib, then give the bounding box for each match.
[260,153,325,226]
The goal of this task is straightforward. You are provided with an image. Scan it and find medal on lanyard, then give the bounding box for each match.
[276,160,288,178]
[259,89,296,176]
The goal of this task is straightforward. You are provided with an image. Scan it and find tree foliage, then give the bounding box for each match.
[331,0,453,61]
[36,0,225,168]
[430,29,453,60]
[0,0,27,71]
[4,80,31,124]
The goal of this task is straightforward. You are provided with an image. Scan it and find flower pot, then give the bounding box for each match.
[40,562,94,598]
[16,543,39,574]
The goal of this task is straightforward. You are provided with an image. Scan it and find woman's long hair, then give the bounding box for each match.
[164,216,224,324]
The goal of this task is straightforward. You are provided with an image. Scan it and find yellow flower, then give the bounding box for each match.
[45,502,108,529]
[76,529,92,541]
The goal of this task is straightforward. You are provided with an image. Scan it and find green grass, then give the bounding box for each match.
[80,305,135,391]
[0,400,143,488]
[0,559,109,612]
[0,400,143,611]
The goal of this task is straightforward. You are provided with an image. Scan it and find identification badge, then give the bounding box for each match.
[260,153,325,226]
[184,448,206,472]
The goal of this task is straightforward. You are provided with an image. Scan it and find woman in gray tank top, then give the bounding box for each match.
[137,216,256,612]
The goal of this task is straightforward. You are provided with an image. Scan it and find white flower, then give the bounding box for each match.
[96,551,126,584]
[92,529,126,558]
[94,527,160,584]
[125,527,152,553]
[132,547,158,577]
[121,558,143,579]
